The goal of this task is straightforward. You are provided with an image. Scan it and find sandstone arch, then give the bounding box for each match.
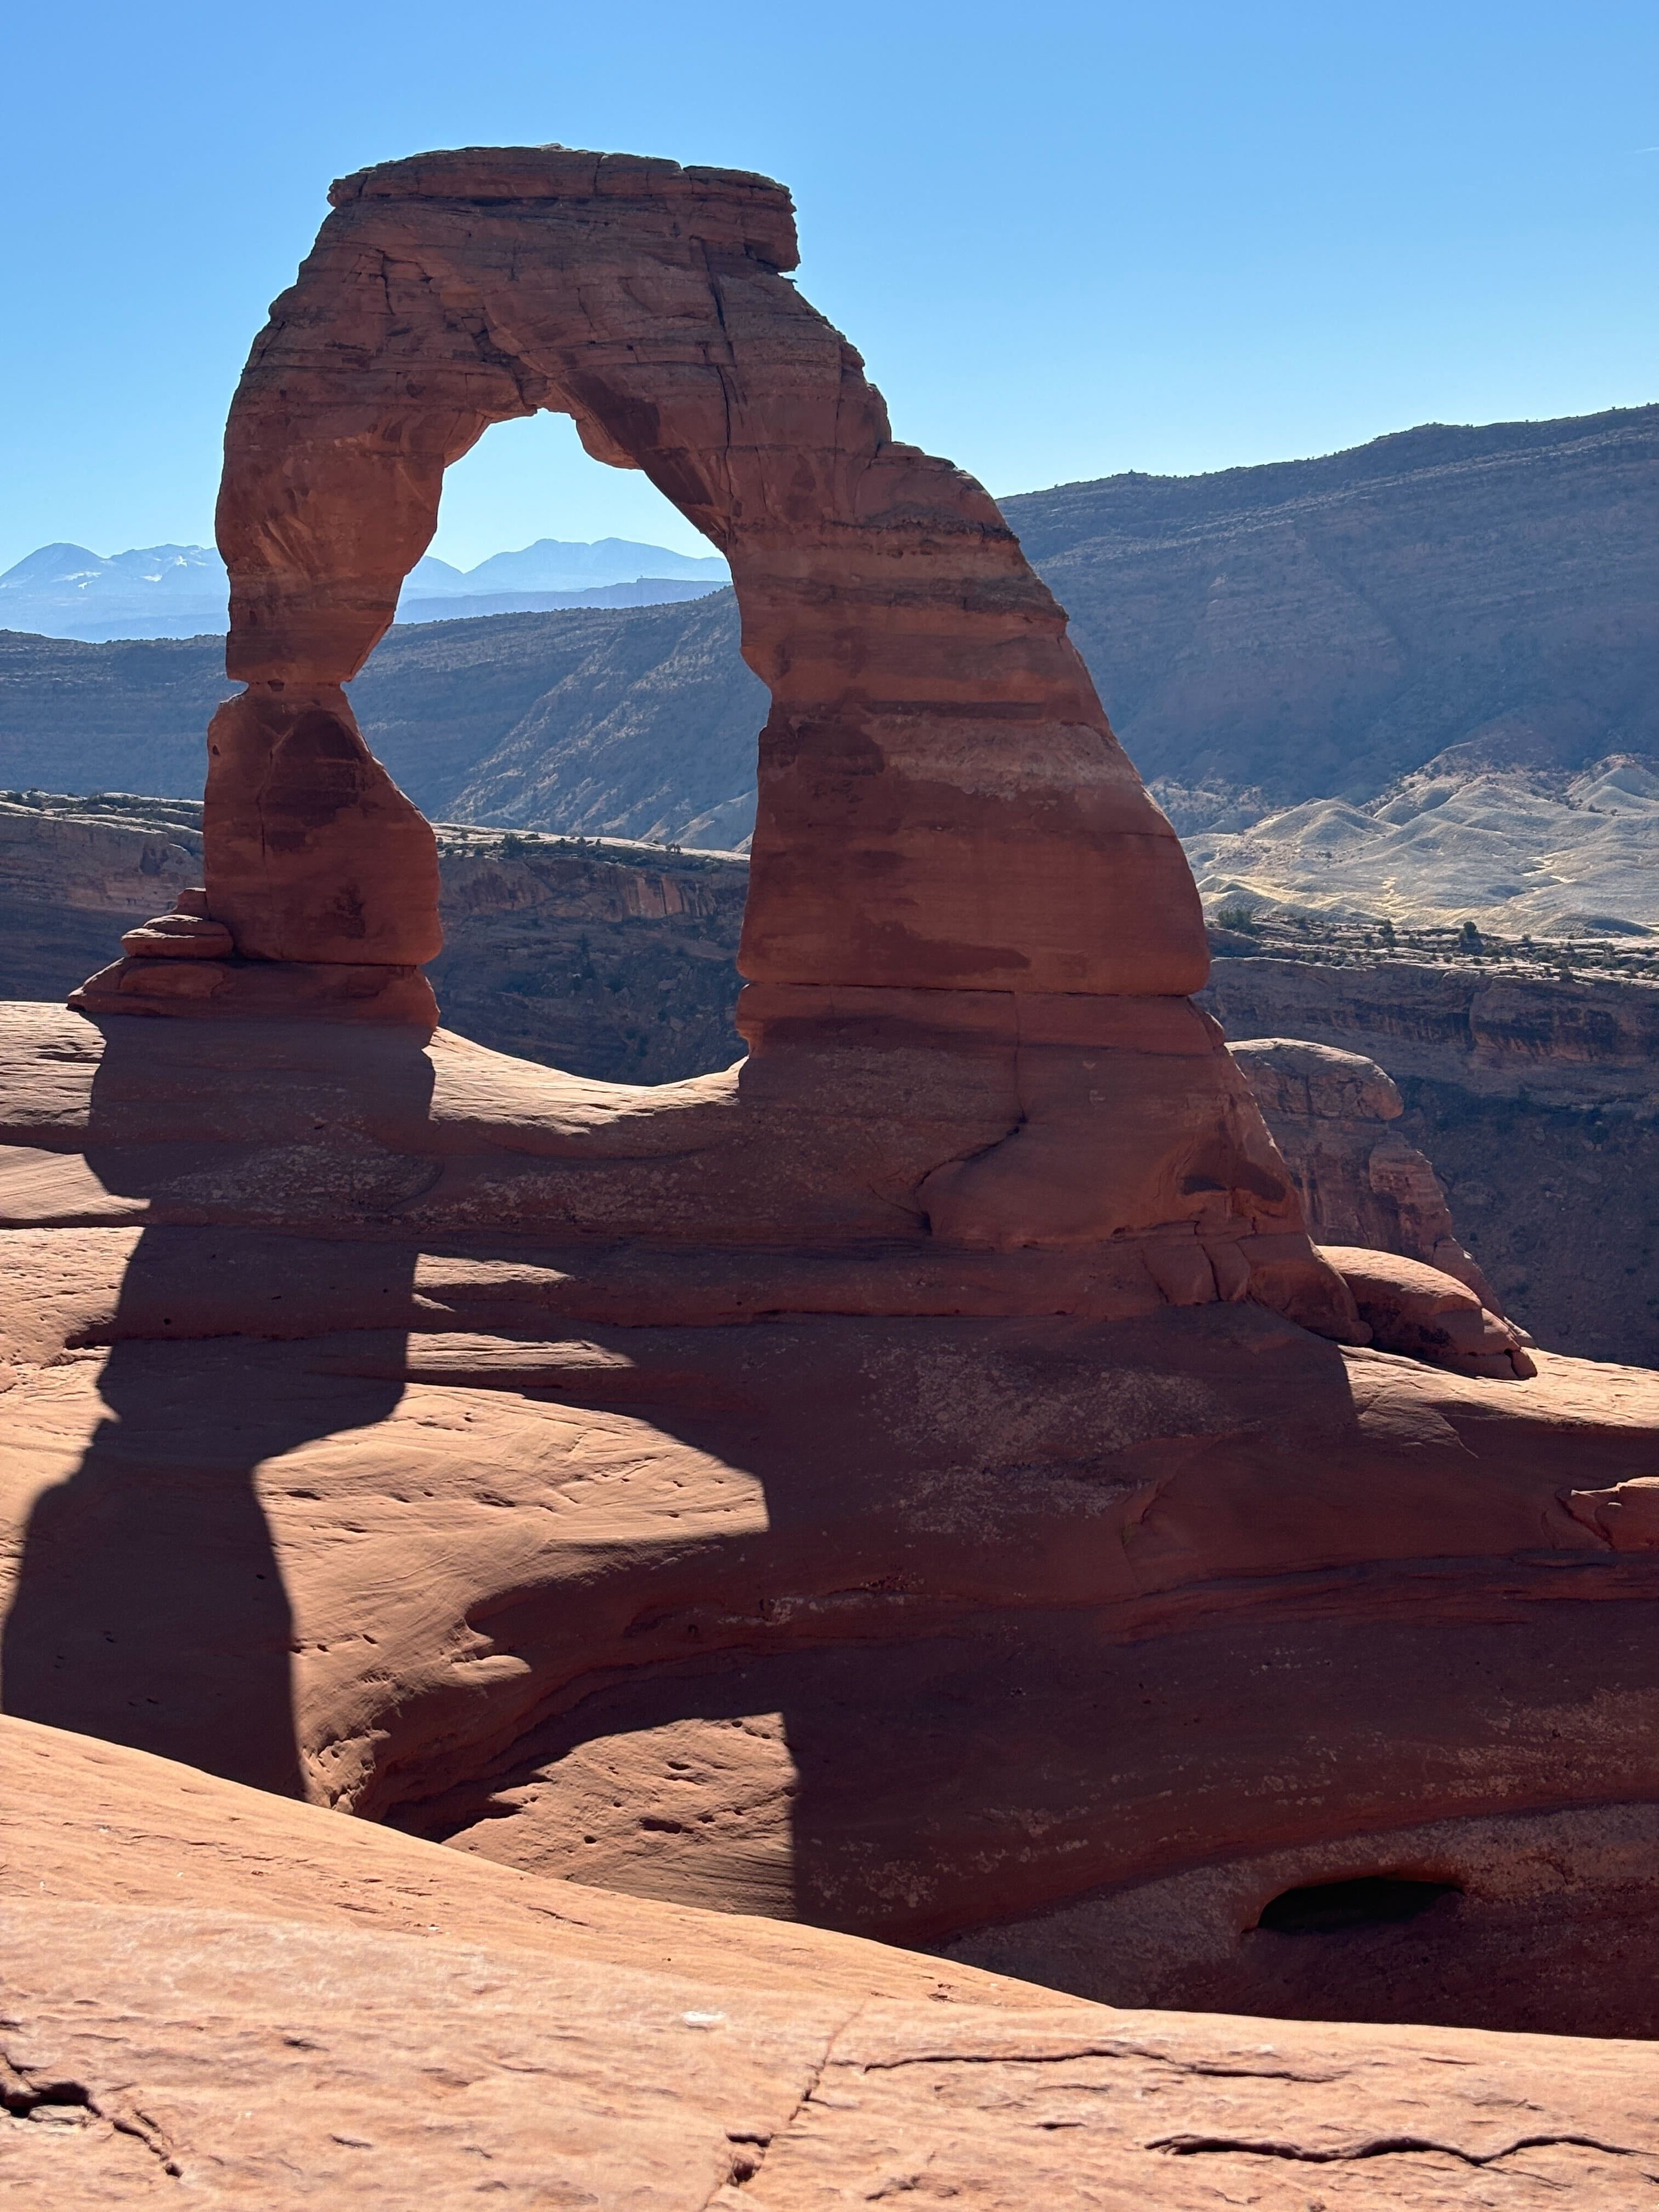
[25,149,1655,2043]
[211,144,1204,997]
[71,145,1374,1324]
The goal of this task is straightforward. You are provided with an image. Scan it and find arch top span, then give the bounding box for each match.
[199,143,1207,998]
[326,145,801,266]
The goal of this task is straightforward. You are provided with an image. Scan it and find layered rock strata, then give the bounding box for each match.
[211,146,1202,1000]
[1229,1036,1501,1304]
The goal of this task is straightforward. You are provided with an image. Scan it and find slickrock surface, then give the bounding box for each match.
[9,1717,1659,2210]
[5,998,1659,2035]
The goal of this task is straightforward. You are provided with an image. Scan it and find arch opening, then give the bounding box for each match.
[422,410,726,580]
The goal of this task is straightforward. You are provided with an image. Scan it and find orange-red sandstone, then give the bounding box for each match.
[5,1001,1659,2041]
[22,144,1659,2059]
[7,1714,1659,2208]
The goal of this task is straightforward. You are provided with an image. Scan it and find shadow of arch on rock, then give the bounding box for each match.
[0,1022,431,1797]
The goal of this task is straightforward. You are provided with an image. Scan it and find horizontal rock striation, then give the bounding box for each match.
[214,144,1201,1000]
[1230,1036,1500,1307]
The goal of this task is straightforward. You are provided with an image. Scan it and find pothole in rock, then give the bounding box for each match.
[1255,1875,1463,1934]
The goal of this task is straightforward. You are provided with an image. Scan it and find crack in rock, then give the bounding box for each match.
[703,2003,868,2202]
[856,2043,1345,2084]
[1150,2129,1641,2168]
[2,2044,182,2176]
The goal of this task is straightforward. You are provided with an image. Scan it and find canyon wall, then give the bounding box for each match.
[0,794,746,1082]
[4,794,1650,1363]
[1203,957,1659,1366]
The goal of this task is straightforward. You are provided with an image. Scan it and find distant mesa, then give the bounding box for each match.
[0,534,730,642]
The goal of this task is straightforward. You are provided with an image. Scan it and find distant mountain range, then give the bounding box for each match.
[2,405,1657,927]
[0,536,730,642]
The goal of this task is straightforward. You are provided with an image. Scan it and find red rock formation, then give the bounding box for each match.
[16,1716,1659,2208]
[18,146,1659,2051]
[6,992,1659,2038]
[69,142,1355,1328]
[1318,1245,1534,1379]
[212,146,1201,1000]
[1230,1036,1503,1304]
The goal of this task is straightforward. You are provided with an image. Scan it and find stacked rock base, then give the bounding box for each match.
[69,888,438,1028]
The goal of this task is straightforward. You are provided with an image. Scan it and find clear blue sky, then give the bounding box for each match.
[4,0,1656,571]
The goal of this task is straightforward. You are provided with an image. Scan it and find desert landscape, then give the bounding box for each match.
[4,38,1659,2208]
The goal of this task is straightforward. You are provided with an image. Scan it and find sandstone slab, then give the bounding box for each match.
[8,1715,1659,2209]
[4,999,1659,2040]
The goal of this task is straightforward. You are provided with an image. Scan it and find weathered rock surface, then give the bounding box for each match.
[12,793,1651,1359]
[4,996,1659,2037]
[206,144,1201,999]
[1186,752,1659,938]
[1230,1036,1500,1305]
[1316,1245,1534,1380]
[15,1717,1659,2210]
[1206,955,1659,1363]
[1207,955,1659,1101]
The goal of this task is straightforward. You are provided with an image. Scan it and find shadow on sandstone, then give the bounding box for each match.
[0,1023,431,1797]
[359,1307,1403,1926]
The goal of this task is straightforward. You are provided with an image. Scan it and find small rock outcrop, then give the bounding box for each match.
[1319,1245,1534,1380]
[1230,1036,1502,1304]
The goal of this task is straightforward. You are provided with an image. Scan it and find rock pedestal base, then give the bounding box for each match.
[69,955,438,1026]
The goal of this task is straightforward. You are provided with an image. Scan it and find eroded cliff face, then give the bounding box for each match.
[1203,955,1659,1365]
[1227,1037,1499,1310]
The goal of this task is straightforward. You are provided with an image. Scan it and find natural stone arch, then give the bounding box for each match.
[71,145,1364,1330]
[202,144,1205,1001]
